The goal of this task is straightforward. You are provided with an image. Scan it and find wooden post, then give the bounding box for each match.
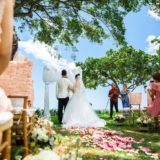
[23,96,28,155]
[8,95,30,156]
[138,104,141,117]
[3,126,11,160]
[0,119,13,160]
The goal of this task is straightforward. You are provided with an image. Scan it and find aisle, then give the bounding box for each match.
[23,113,160,160]
[53,126,160,160]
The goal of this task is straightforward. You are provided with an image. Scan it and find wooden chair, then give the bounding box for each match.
[8,95,35,156]
[129,92,142,125]
[122,106,132,126]
[0,115,13,160]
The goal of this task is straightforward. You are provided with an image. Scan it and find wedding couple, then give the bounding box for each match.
[56,69,106,128]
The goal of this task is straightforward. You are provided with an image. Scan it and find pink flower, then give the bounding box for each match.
[139,138,145,142]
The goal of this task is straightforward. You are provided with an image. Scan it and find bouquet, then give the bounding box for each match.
[30,117,56,154]
[137,116,152,127]
[114,114,125,122]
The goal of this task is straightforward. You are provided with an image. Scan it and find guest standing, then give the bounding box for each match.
[108,84,120,118]
[120,84,130,116]
[147,72,160,129]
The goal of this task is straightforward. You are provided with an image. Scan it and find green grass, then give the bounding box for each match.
[11,112,160,160]
[51,112,160,160]
[99,113,160,153]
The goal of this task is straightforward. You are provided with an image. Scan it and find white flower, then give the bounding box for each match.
[137,118,142,123]
[44,119,53,127]
[147,118,152,123]
[37,128,49,142]
[32,128,39,139]
[32,127,49,142]
[32,150,60,160]
[15,155,22,160]
[143,120,147,124]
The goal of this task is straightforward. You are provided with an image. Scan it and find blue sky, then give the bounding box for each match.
[16,6,160,111]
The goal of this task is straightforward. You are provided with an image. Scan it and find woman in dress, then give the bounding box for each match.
[147,72,160,129]
[120,84,130,116]
[62,73,106,128]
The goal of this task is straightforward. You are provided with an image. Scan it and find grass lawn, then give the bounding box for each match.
[51,112,160,160]
[11,111,160,160]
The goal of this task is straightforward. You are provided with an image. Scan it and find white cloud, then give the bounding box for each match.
[146,35,160,54]
[19,39,80,82]
[19,39,59,62]
[148,10,160,21]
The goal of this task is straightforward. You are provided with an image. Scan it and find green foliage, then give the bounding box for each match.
[77,46,160,90]
[35,109,44,117]
[145,0,160,16]
[14,0,150,46]
[35,109,58,117]
[151,37,160,54]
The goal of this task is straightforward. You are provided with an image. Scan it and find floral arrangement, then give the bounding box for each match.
[114,113,125,122]
[23,150,60,160]
[30,117,56,154]
[23,149,83,160]
[137,116,152,127]
[22,127,160,160]
[36,117,54,128]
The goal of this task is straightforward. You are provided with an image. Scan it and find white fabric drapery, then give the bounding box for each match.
[43,62,82,119]
[44,83,50,119]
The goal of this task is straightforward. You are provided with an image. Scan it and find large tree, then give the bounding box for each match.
[152,38,160,54]
[77,46,160,90]
[14,0,158,46]
[147,0,160,16]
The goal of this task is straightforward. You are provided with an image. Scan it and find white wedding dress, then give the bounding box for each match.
[62,77,106,128]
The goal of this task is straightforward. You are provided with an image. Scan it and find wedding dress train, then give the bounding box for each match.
[62,76,106,128]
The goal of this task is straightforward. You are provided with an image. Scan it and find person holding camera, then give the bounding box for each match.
[147,72,160,130]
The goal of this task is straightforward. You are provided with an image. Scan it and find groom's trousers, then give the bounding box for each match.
[58,97,69,124]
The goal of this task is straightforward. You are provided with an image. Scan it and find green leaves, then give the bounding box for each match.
[14,0,150,46]
[77,46,160,90]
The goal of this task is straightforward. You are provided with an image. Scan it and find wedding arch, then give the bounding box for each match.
[43,62,81,119]
[19,40,82,119]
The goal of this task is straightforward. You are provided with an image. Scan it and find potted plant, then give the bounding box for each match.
[114,114,125,125]
[136,116,152,131]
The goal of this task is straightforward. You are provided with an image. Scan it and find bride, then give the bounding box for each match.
[62,73,106,128]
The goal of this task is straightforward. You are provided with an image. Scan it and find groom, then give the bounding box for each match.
[56,69,73,124]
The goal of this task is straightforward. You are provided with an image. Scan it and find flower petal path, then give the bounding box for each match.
[59,127,160,159]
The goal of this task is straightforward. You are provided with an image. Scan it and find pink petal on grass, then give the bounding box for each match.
[139,138,145,142]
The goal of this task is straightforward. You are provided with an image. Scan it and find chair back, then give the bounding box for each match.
[129,92,142,105]
[8,95,33,155]
[129,92,142,116]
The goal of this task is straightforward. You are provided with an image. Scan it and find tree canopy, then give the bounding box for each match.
[77,46,160,90]
[147,0,160,16]
[152,38,160,54]
[14,0,159,46]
